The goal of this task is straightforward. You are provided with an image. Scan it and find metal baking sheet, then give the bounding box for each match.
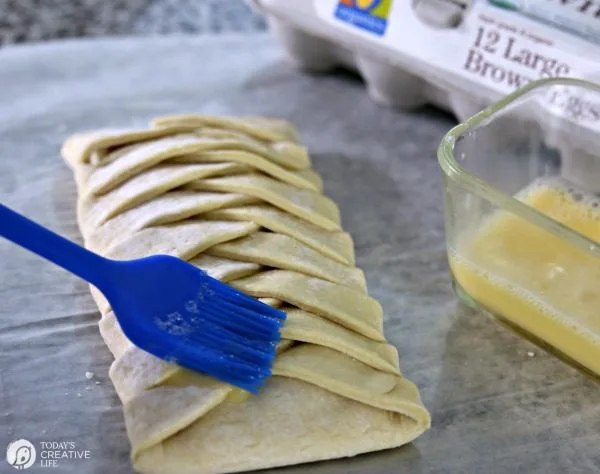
[0,34,598,474]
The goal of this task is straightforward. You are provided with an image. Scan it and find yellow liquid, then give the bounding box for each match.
[450,178,600,375]
[227,388,252,404]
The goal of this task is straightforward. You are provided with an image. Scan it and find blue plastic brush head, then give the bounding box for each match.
[102,255,287,394]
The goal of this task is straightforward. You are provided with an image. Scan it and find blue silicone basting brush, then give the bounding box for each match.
[0,203,285,393]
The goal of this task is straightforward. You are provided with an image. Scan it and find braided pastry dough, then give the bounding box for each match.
[62,115,430,474]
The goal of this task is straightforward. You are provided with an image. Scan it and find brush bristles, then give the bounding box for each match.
[184,323,278,366]
[154,275,287,393]
[206,277,286,320]
[172,342,275,393]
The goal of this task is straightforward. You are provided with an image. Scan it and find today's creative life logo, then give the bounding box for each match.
[335,0,393,36]
[6,438,92,470]
[6,439,36,470]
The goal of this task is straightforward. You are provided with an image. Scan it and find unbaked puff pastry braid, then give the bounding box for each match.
[61,115,431,474]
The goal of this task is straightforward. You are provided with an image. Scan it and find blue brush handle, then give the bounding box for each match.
[0,204,113,291]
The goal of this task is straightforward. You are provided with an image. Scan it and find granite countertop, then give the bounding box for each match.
[0,0,266,45]
[0,34,599,474]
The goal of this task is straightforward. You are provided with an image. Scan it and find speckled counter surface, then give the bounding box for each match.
[0,0,265,45]
[0,35,598,474]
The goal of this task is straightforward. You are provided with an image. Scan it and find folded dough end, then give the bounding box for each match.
[133,378,427,474]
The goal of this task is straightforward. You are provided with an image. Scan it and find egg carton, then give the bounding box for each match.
[250,0,600,192]
[250,0,599,118]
